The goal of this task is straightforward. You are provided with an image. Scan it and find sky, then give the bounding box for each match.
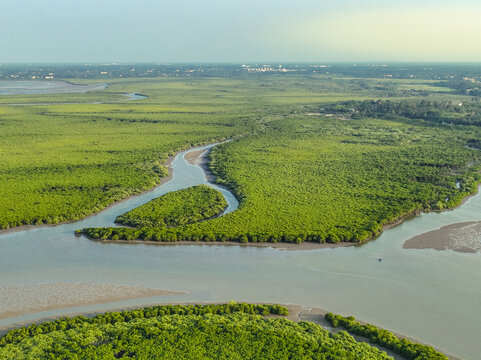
[1,0,481,63]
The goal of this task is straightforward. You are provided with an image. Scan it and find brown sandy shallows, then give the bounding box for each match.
[0,283,183,321]
[403,221,481,253]
[184,149,208,166]
[185,147,217,182]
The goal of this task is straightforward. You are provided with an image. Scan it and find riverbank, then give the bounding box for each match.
[402,183,481,253]
[185,146,217,182]
[88,183,480,252]
[185,148,209,166]
[0,154,175,236]
[84,184,481,252]
[91,238,356,250]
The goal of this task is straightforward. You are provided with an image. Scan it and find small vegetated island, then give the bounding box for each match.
[0,303,447,360]
[114,185,227,232]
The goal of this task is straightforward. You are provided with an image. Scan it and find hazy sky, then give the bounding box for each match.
[1,0,481,63]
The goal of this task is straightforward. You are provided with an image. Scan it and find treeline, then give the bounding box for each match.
[0,303,287,347]
[0,306,394,360]
[325,313,447,360]
[80,225,379,244]
[440,79,481,96]
[324,99,481,126]
[4,63,481,81]
[116,185,228,228]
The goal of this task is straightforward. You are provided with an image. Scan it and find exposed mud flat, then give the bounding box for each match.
[0,283,183,321]
[184,149,208,166]
[403,221,481,253]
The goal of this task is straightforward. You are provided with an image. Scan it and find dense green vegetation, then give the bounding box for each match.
[324,99,481,126]
[1,73,480,245]
[83,114,481,244]
[0,78,266,229]
[0,303,287,347]
[115,185,227,228]
[0,75,371,230]
[0,304,396,360]
[325,313,447,360]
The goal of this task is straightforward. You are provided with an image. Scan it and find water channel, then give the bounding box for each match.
[0,143,480,358]
[0,82,480,359]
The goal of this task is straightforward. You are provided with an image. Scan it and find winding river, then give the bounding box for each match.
[0,143,480,358]
[1,82,481,359]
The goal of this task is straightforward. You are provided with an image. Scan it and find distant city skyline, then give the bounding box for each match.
[2,0,481,63]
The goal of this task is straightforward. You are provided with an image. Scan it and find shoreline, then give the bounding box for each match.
[402,183,481,253]
[0,283,183,322]
[84,166,481,251]
[91,238,356,251]
[88,188,481,252]
[0,301,459,360]
[0,302,322,337]
[0,155,175,236]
